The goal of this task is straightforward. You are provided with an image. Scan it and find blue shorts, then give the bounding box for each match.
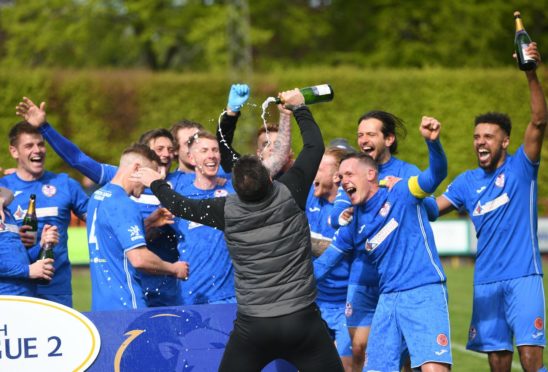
[467,275,546,352]
[35,293,72,308]
[365,283,452,371]
[317,302,352,357]
[345,284,378,328]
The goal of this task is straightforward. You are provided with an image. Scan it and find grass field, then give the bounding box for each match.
[72,260,548,371]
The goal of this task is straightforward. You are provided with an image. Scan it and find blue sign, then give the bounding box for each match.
[85,304,297,371]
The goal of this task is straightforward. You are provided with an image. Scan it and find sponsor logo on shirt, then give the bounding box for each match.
[365,218,399,252]
[91,257,107,264]
[472,193,509,216]
[476,186,486,194]
[93,189,112,201]
[435,349,448,356]
[42,184,57,197]
[128,225,144,241]
[358,224,366,234]
[308,207,321,213]
[532,332,544,339]
[13,205,59,220]
[13,191,23,198]
[214,189,228,198]
[379,202,391,217]
[495,173,505,188]
[13,205,25,219]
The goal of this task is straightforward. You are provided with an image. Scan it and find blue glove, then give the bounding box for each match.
[227,84,250,112]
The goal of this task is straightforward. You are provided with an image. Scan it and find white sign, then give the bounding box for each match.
[0,296,100,371]
[538,218,548,253]
[431,219,472,255]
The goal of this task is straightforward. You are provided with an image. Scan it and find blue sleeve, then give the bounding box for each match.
[68,177,89,218]
[423,196,439,221]
[417,139,448,194]
[0,260,29,279]
[27,243,41,263]
[329,186,352,229]
[113,199,147,251]
[0,243,30,279]
[39,123,110,185]
[313,226,354,281]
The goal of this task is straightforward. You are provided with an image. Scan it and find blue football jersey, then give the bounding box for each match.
[0,209,34,296]
[306,189,351,304]
[357,181,446,293]
[87,183,148,310]
[171,181,235,305]
[0,171,88,296]
[331,156,420,228]
[443,145,542,284]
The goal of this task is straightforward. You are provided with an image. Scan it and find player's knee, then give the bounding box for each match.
[488,350,513,371]
[518,345,544,372]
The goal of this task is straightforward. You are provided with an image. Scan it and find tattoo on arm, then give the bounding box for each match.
[311,237,332,257]
[263,112,291,177]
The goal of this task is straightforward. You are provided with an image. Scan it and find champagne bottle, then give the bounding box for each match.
[37,243,54,285]
[275,84,334,105]
[22,194,38,245]
[514,11,536,71]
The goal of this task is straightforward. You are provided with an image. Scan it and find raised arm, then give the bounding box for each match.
[263,105,292,177]
[408,116,447,197]
[16,97,109,184]
[279,90,325,210]
[217,84,249,173]
[522,43,547,162]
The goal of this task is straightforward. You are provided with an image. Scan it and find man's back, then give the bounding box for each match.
[87,183,146,310]
[224,181,316,317]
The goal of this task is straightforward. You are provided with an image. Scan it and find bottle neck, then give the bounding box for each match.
[27,200,36,215]
[515,17,525,32]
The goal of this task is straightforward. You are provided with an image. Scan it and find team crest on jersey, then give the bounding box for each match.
[128,225,144,241]
[535,317,544,330]
[468,326,477,341]
[436,333,448,346]
[42,184,57,197]
[214,189,228,198]
[345,302,353,317]
[495,173,505,188]
[379,202,391,217]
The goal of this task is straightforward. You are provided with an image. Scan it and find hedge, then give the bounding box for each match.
[1,66,547,214]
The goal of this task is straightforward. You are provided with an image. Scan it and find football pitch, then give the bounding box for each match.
[72,260,548,371]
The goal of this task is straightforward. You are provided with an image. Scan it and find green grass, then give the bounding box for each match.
[72,260,548,370]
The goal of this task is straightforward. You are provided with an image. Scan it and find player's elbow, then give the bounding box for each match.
[127,250,148,270]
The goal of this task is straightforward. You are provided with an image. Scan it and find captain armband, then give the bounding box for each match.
[408,176,429,199]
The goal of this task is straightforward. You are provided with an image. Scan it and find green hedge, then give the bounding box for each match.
[1,67,547,214]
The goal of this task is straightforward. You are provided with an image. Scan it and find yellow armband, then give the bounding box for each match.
[408,176,429,199]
